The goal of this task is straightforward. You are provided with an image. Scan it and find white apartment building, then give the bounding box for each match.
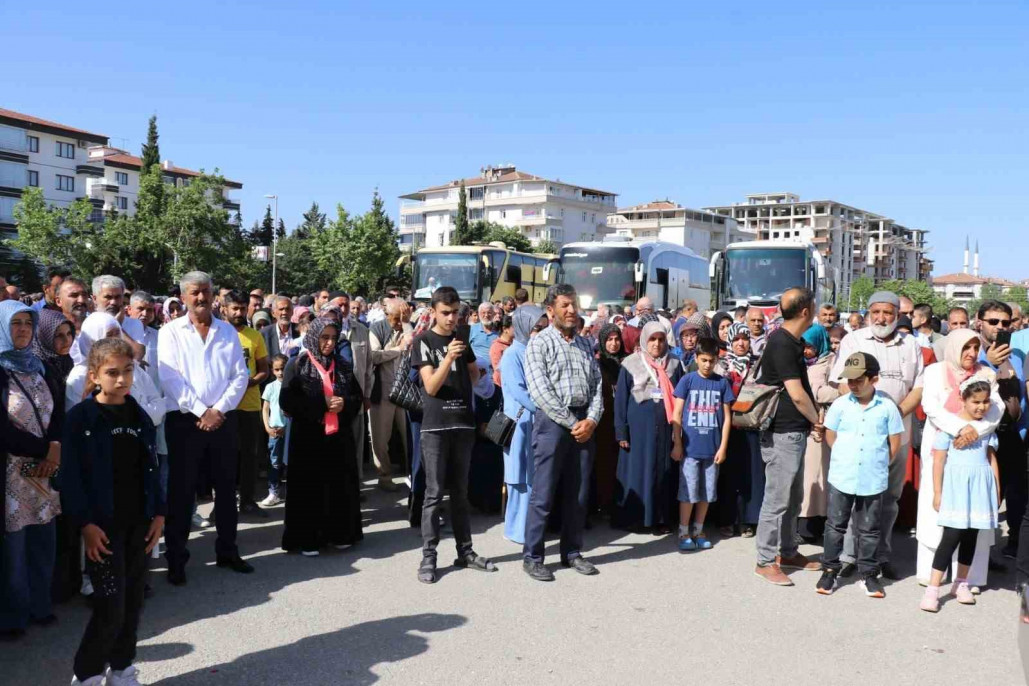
[0,108,109,229]
[397,165,617,250]
[0,107,241,233]
[86,146,242,219]
[704,192,932,302]
[605,200,752,259]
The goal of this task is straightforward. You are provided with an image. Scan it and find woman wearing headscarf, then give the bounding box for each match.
[468,355,503,514]
[621,325,641,357]
[499,306,546,543]
[279,317,362,555]
[162,297,183,324]
[65,314,164,423]
[0,301,64,638]
[916,329,1003,588]
[32,310,77,603]
[593,322,626,516]
[797,323,841,542]
[709,311,734,351]
[612,321,682,531]
[407,308,433,527]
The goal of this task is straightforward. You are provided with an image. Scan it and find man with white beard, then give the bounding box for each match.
[829,290,924,581]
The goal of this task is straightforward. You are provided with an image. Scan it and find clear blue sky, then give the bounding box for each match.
[3,1,1026,278]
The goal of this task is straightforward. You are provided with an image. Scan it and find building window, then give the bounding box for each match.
[116,196,128,210]
[500,210,506,219]
[27,136,39,153]
[469,187,484,200]
[469,208,483,220]
[27,170,38,187]
[56,174,74,192]
[590,213,595,223]
[89,208,104,223]
[115,171,128,185]
[56,142,75,159]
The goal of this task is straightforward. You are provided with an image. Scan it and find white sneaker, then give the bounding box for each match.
[191,512,209,529]
[106,665,142,686]
[80,574,94,597]
[70,675,105,685]
[259,493,283,507]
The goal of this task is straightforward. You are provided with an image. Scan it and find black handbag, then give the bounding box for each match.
[484,407,523,448]
[388,350,422,413]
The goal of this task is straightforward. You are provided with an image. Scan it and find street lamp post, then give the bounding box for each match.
[265,194,278,294]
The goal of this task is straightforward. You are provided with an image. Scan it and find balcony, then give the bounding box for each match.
[87,179,117,197]
[223,200,241,211]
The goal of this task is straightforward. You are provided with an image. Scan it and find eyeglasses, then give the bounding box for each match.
[984,318,1012,327]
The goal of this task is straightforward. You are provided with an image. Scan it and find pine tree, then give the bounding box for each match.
[453,181,469,245]
[296,201,326,239]
[140,115,160,173]
[276,218,286,240]
[250,205,274,246]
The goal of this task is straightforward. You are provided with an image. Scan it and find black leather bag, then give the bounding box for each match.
[484,407,523,448]
[387,350,422,413]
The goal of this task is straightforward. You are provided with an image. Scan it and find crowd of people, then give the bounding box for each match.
[1,266,1027,684]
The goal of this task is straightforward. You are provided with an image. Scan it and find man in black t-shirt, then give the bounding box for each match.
[754,287,824,586]
[411,286,497,584]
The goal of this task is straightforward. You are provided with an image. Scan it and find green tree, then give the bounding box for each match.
[841,276,876,311]
[341,190,401,295]
[479,224,531,252]
[452,181,470,245]
[534,239,559,255]
[250,205,274,246]
[1006,285,1029,314]
[295,201,326,240]
[140,115,160,173]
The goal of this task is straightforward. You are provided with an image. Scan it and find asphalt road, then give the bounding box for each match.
[5,484,1027,685]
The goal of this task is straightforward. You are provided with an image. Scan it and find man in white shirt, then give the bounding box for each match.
[830,290,924,580]
[128,290,160,387]
[158,271,252,585]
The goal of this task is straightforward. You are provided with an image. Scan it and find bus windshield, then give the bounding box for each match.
[725,247,807,303]
[558,246,638,310]
[414,252,480,300]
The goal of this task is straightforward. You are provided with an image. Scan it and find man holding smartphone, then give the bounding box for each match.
[411,286,497,584]
[976,300,1025,561]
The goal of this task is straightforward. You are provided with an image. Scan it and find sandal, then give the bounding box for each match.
[454,552,497,572]
[741,526,756,538]
[417,557,437,584]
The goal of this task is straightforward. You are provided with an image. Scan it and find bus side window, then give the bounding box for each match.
[506,255,522,288]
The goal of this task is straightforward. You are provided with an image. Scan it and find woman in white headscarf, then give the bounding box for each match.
[917,329,1003,589]
[612,321,682,532]
[66,313,165,425]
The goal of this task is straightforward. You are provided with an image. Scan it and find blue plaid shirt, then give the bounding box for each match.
[524,325,603,429]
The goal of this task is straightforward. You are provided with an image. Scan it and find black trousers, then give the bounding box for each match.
[165,410,240,569]
[420,429,475,561]
[73,519,148,680]
[523,410,594,564]
[821,484,883,577]
[236,410,264,505]
[997,428,1026,547]
[933,526,978,572]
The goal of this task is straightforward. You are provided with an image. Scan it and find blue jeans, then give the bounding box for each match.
[268,434,286,496]
[1,520,56,629]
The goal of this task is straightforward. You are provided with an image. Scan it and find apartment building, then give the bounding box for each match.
[0,108,109,230]
[397,165,617,250]
[87,146,242,219]
[0,107,241,233]
[605,200,752,259]
[704,192,932,302]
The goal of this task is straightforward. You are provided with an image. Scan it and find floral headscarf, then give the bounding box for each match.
[32,309,74,381]
[0,301,44,375]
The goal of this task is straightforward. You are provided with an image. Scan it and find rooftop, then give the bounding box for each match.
[0,107,108,144]
[90,147,243,189]
[400,165,617,200]
[932,272,1020,287]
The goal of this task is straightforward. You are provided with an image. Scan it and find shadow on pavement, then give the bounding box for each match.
[151,613,467,685]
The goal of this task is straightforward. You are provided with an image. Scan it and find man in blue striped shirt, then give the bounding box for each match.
[523,284,603,581]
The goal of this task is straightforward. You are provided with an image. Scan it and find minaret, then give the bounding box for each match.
[974,240,980,278]
[963,236,969,274]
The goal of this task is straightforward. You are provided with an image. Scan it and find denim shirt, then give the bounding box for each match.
[58,395,163,529]
[824,391,904,496]
[978,345,1026,438]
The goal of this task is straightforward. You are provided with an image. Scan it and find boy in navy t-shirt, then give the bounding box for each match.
[672,338,735,551]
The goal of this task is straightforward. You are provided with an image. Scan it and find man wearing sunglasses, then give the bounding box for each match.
[830,290,924,581]
[978,300,1026,564]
